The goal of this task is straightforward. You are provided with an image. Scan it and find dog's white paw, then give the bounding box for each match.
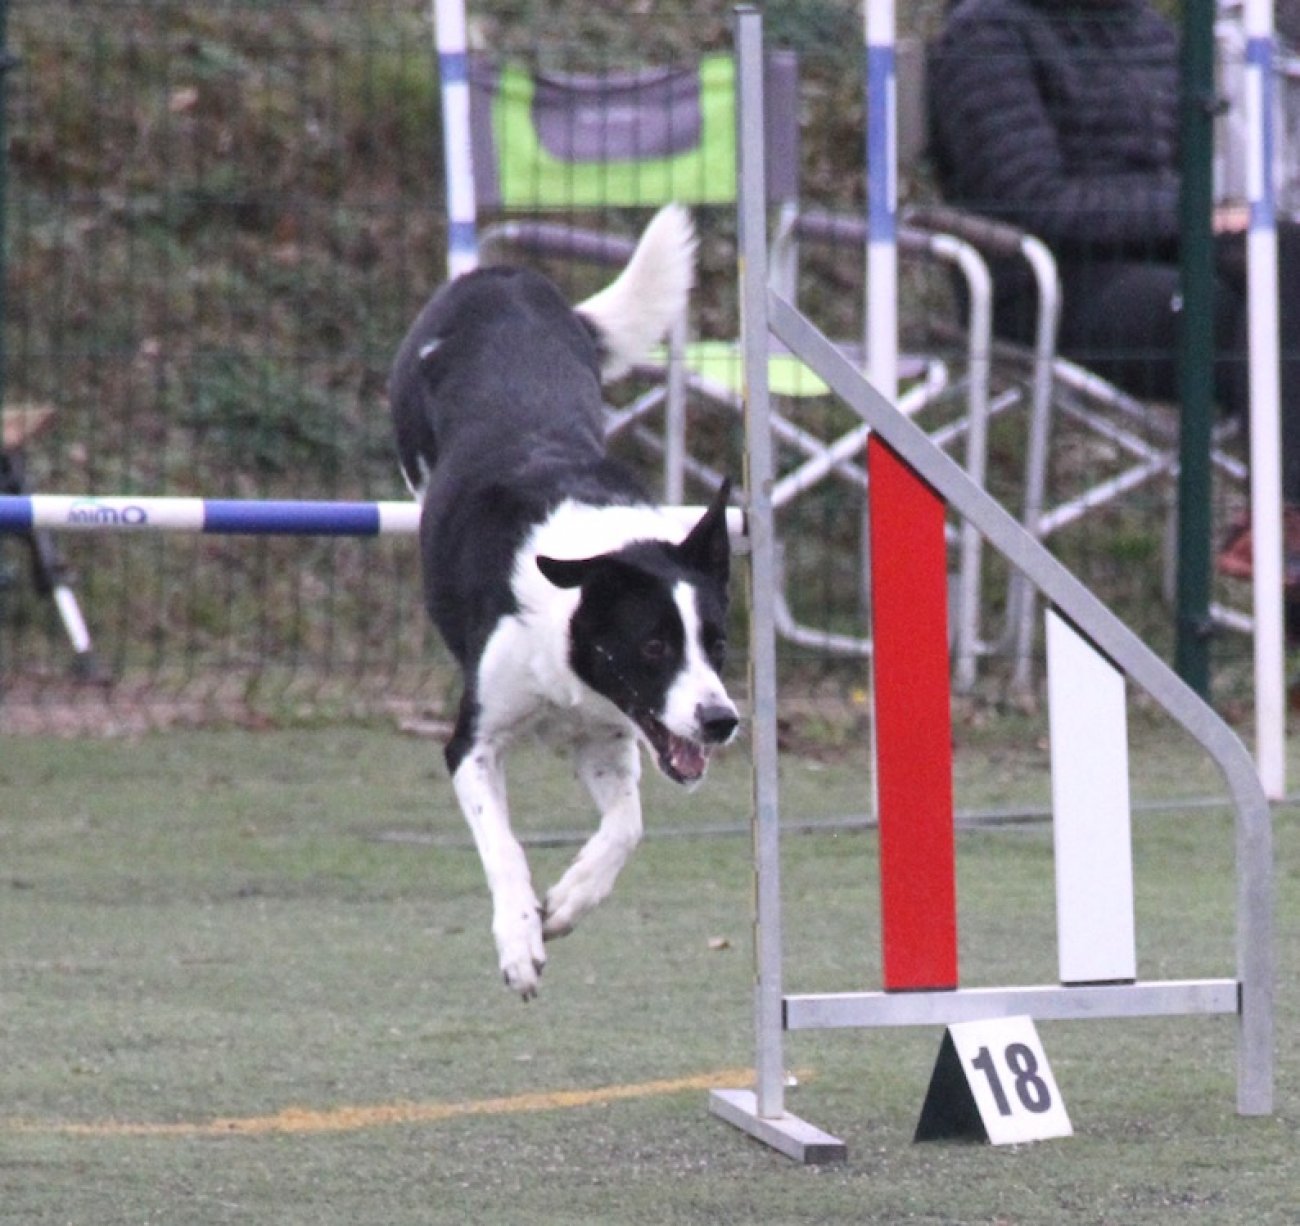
[542,869,605,941]
[540,887,579,941]
[543,828,640,941]
[495,902,546,1000]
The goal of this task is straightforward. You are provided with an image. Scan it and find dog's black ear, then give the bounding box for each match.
[538,552,655,592]
[536,554,598,589]
[677,478,732,582]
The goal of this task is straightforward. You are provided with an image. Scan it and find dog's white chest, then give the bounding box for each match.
[472,604,616,742]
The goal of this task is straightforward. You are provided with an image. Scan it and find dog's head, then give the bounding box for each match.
[537,482,738,787]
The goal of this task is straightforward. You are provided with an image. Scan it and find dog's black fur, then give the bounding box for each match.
[395,268,622,746]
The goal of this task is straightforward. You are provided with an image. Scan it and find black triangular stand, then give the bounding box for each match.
[913,1030,988,1142]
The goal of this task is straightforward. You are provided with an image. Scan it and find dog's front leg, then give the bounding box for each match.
[452,744,546,998]
[542,730,643,940]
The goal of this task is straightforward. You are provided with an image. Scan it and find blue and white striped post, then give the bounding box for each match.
[864,0,898,401]
[433,0,479,279]
[862,2,899,629]
[1243,0,1286,799]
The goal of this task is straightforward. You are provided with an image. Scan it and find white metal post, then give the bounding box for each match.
[1243,0,1286,799]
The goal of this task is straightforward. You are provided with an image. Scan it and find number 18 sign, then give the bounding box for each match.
[914,1016,1073,1145]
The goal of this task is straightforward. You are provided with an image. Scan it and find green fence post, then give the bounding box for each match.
[1175,0,1218,696]
[0,0,9,683]
[0,0,13,415]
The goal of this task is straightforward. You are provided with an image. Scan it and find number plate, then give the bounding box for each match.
[915,1016,1073,1145]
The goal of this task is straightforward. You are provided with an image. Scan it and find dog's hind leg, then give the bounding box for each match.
[452,742,546,999]
[542,730,643,940]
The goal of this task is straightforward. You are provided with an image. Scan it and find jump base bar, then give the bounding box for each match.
[708,1089,847,1164]
[784,980,1240,1030]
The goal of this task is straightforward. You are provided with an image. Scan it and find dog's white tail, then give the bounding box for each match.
[577,203,697,381]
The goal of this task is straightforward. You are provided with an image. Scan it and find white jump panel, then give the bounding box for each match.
[1046,610,1137,985]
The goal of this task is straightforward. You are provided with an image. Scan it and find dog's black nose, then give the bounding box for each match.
[697,704,739,744]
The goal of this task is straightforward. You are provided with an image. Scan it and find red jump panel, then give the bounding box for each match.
[867,436,958,991]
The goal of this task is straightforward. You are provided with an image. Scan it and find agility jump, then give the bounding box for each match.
[708,6,1273,1165]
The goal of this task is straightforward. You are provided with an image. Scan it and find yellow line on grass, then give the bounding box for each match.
[11,1067,758,1138]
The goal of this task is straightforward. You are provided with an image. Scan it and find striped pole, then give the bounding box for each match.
[863,0,898,399]
[862,1,900,689]
[433,0,479,279]
[1243,0,1286,799]
[0,495,422,536]
[0,495,746,542]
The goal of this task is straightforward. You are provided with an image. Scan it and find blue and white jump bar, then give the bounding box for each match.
[0,495,423,536]
[0,495,746,542]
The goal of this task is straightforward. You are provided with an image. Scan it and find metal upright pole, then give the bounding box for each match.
[708,6,846,1163]
[734,4,785,1128]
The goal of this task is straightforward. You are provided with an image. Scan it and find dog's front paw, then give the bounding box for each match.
[543,832,635,940]
[495,904,546,1000]
[541,871,603,942]
[540,886,580,942]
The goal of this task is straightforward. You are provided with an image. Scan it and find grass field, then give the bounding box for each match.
[1,721,1298,1224]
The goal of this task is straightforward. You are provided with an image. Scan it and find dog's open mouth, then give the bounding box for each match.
[636,713,712,786]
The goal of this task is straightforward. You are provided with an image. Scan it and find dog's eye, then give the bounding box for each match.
[707,637,727,668]
[642,638,668,661]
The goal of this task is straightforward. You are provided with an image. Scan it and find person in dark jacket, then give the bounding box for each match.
[927,0,1300,582]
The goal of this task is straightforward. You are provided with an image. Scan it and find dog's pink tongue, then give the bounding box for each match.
[669,737,708,782]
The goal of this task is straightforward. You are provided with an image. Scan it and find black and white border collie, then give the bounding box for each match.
[389,205,737,999]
